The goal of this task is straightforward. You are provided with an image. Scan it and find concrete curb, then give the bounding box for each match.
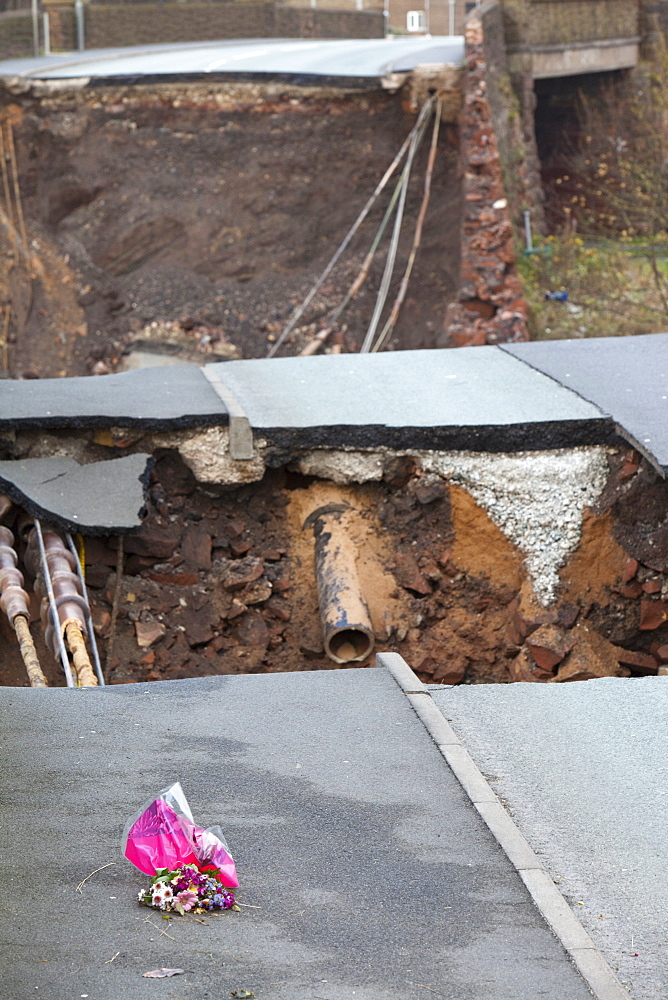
[378,652,633,1000]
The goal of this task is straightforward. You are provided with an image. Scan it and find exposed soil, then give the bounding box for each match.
[1,445,667,688]
[0,82,461,378]
[0,80,666,689]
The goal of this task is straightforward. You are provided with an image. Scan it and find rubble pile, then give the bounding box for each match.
[0,443,665,687]
[64,448,668,685]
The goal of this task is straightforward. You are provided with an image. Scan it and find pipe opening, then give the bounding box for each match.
[325,627,374,664]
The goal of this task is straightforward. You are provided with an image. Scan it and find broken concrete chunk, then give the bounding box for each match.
[0,453,151,534]
[554,626,631,682]
[214,555,265,592]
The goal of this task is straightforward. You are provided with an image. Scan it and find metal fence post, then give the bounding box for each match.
[74,0,85,51]
[31,0,39,56]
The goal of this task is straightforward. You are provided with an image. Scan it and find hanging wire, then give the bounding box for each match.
[266,97,435,359]
[299,164,408,356]
[371,97,443,353]
[359,98,434,354]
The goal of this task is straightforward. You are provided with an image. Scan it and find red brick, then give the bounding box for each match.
[639,599,668,630]
[619,460,640,481]
[124,521,181,560]
[526,625,576,671]
[622,557,639,583]
[146,572,199,586]
[613,648,658,674]
[180,526,212,572]
[509,649,550,683]
[394,550,432,596]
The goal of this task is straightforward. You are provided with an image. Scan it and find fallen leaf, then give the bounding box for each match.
[231,991,256,998]
[142,968,185,978]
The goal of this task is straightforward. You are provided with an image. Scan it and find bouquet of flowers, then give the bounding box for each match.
[123,782,239,916]
[137,863,239,914]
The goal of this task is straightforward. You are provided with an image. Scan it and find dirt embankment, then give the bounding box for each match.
[1,445,667,687]
[0,83,461,377]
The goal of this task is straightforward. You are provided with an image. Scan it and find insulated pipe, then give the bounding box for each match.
[25,524,97,686]
[305,504,375,664]
[0,525,48,687]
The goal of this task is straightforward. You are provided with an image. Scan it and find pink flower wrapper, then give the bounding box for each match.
[122,781,238,887]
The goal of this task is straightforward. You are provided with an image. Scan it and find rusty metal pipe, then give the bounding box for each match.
[0,524,48,687]
[306,504,375,665]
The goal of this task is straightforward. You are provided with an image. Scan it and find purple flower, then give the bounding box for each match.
[212,891,235,910]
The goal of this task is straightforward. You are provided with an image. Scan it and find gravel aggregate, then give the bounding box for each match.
[421,446,610,604]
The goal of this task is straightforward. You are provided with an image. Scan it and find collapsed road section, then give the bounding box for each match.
[0,55,464,380]
[0,338,666,688]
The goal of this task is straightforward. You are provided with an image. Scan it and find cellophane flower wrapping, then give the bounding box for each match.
[122,781,238,888]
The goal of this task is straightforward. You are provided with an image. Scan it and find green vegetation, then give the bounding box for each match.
[520,39,668,341]
[518,231,668,340]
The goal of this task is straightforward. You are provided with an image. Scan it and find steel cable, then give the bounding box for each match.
[360,99,433,354]
[266,97,435,358]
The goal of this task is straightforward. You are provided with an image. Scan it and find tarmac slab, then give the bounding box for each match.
[502,334,668,474]
[0,37,465,84]
[431,677,668,1000]
[0,667,595,1000]
[208,348,612,452]
[0,453,151,533]
[0,366,226,431]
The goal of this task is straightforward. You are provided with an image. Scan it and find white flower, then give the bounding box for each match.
[151,885,174,907]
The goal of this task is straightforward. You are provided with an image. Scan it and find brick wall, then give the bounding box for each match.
[440,4,530,348]
[503,0,639,49]
[479,0,544,231]
[84,4,383,48]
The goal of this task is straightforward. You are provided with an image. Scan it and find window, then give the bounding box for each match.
[406,10,426,32]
